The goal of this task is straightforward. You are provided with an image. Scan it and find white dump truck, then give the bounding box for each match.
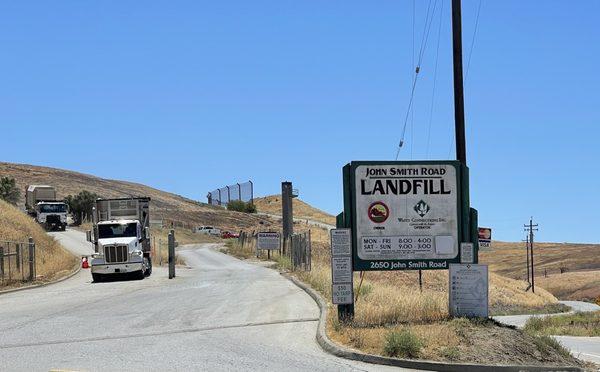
[87,197,152,282]
[25,185,68,231]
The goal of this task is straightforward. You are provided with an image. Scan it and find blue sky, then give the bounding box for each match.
[2,1,599,243]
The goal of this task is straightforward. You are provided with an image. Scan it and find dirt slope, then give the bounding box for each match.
[0,162,275,231]
[253,195,336,226]
[0,199,77,285]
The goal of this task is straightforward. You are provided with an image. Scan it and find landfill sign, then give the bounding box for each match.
[478,227,492,249]
[257,232,281,250]
[330,229,353,304]
[449,264,489,318]
[346,161,466,271]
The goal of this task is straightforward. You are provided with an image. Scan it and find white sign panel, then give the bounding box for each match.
[460,243,474,264]
[257,232,280,250]
[332,283,353,305]
[330,228,354,305]
[355,164,459,260]
[449,264,488,318]
[331,256,352,283]
[331,229,351,256]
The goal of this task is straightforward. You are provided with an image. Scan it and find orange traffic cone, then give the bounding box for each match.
[81,256,89,269]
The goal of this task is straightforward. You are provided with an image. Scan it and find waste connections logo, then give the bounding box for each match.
[413,200,430,217]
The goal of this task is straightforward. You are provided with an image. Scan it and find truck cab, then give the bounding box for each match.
[35,201,68,231]
[87,197,152,282]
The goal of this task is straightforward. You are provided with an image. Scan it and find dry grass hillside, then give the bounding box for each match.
[0,199,78,286]
[480,241,600,301]
[0,162,276,231]
[253,195,336,226]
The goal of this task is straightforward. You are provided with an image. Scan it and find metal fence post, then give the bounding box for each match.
[0,246,4,283]
[28,237,35,282]
[168,230,175,279]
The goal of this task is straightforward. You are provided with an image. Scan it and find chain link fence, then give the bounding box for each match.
[208,181,254,206]
[0,239,36,285]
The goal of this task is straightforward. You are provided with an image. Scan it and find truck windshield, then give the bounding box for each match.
[98,223,138,239]
[39,204,67,213]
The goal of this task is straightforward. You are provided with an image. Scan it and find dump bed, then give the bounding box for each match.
[25,185,57,210]
[93,197,151,225]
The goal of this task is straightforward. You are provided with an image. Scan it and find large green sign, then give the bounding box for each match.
[341,161,478,271]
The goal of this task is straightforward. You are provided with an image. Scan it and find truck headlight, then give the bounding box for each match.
[130,250,143,257]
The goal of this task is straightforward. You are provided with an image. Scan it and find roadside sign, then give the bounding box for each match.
[478,227,492,249]
[330,229,353,305]
[345,161,470,271]
[257,232,280,250]
[460,242,474,264]
[449,264,488,318]
[332,283,353,305]
[331,229,352,256]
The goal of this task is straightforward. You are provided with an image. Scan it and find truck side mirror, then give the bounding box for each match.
[86,230,92,242]
[145,227,150,240]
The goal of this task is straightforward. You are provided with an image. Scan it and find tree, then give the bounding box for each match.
[0,177,20,205]
[65,190,100,225]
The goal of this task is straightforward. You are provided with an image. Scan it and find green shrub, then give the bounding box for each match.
[383,329,423,358]
[227,200,256,213]
[0,177,20,205]
[441,346,460,361]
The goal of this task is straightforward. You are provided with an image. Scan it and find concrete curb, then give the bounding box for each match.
[282,273,582,372]
[0,264,82,296]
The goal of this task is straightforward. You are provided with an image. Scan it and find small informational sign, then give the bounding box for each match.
[348,161,464,271]
[449,264,488,318]
[330,229,354,305]
[460,243,474,264]
[478,227,492,249]
[332,256,352,283]
[331,229,352,256]
[332,283,353,305]
[257,232,281,250]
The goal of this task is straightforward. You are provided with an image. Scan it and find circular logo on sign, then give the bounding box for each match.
[368,201,389,223]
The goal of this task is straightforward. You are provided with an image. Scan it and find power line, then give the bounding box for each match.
[447,0,482,159]
[425,0,444,159]
[465,0,482,81]
[395,0,439,160]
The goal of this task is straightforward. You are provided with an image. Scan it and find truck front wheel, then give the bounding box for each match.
[92,273,103,283]
[133,270,145,280]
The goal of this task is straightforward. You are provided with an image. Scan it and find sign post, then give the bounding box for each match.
[330,228,354,322]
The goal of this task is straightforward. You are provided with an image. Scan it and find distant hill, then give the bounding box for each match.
[253,195,336,226]
[480,241,600,279]
[0,162,274,231]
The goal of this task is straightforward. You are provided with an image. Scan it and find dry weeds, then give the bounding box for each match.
[0,199,78,285]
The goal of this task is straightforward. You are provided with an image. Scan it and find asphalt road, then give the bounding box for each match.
[494,300,600,365]
[48,228,95,257]
[0,230,408,372]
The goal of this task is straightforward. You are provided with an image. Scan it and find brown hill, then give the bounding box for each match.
[0,162,276,231]
[253,195,336,226]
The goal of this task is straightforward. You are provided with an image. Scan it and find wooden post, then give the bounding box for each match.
[28,237,35,282]
[168,230,175,279]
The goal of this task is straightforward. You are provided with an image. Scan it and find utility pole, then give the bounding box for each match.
[524,218,539,293]
[451,0,467,165]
